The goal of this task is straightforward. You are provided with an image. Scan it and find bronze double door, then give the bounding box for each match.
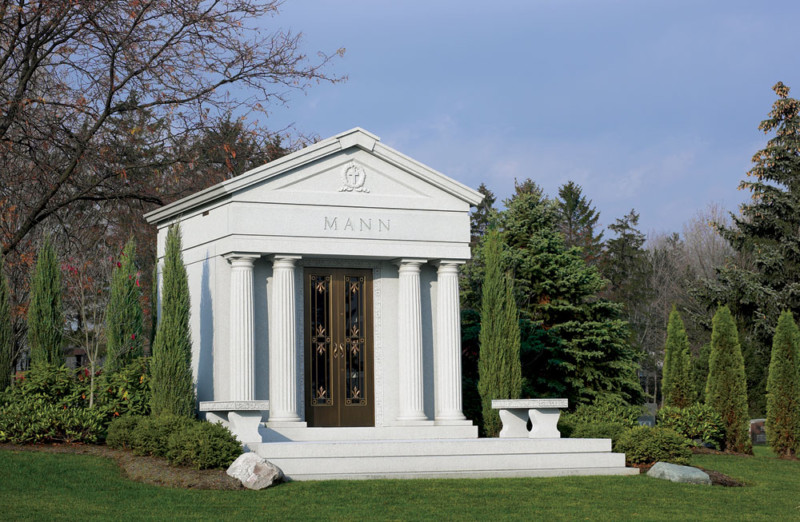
[304,268,374,427]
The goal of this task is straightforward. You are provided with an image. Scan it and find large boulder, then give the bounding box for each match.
[646,462,711,485]
[227,452,284,490]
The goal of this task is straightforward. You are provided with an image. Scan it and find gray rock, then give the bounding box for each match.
[646,461,711,485]
[227,452,284,490]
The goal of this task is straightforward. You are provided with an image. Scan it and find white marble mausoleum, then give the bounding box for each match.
[145,128,635,480]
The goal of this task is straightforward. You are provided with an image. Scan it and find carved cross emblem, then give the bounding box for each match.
[339,162,369,193]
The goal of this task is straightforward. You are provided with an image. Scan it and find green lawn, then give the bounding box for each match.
[0,446,797,521]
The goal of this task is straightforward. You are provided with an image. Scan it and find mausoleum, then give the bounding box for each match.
[145,128,635,480]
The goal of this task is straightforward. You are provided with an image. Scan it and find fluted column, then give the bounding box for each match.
[225,253,259,401]
[396,259,427,421]
[268,255,302,423]
[434,261,467,422]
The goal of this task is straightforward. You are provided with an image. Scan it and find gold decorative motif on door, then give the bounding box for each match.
[304,268,374,427]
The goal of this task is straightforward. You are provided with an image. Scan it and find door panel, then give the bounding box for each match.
[305,268,374,427]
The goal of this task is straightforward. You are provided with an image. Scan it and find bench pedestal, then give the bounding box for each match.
[492,399,568,439]
[199,400,270,446]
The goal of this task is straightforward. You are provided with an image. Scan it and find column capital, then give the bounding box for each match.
[394,258,427,271]
[270,254,302,269]
[433,260,466,271]
[223,252,261,265]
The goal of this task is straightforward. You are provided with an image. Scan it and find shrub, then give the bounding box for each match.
[131,415,193,457]
[0,397,105,444]
[97,357,151,419]
[570,421,629,444]
[106,415,144,449]
[8,363,88,409]
[166,421,243,470]
[657,404,726,450]
[614,426,692,466]
[560,394,642,438]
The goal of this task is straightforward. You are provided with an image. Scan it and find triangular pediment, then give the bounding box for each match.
[145,128,483,224]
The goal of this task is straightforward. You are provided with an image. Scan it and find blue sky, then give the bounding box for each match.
[260,1,800,237]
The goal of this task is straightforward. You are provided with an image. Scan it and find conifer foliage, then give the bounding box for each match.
[766,311,800,457]
[105,238,144,374]
[150,225,195,418]
[478,230,522,437]
[0,255,12,390]
[28,236,64,367]
[662,307,695,408]
[706,305,751,453]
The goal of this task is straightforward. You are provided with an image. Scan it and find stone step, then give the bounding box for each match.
[261,424,478,442]
[251,437,636,481]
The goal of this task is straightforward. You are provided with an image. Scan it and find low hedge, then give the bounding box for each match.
[657,404,725,450]
[107,414,243,470]
[614,426,692,466]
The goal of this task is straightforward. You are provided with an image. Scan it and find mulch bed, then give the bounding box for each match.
[0,443,243,490]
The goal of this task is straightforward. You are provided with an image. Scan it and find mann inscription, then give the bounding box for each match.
[324,217,390,233]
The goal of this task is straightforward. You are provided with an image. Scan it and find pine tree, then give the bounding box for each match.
[765,311,800,457]
[0,255,13,390]
[700,82,800,415]
[470,183,496,248]
[706,305,751,453]
[556,181,604,265]
[105,238,144,374]
[501,184,643,405]
[28,236,64,367]
[662,306,695,408]
[478,230,522,437]
[150,224,194,418]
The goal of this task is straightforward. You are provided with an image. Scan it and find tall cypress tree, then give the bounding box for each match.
[706,305,751,453]
[766,311,800,457]
[150,224,194,417]
[662,306,695,408]
[105,237,144,374]
[28,236,64,367]
[0,255,13,390]
[478,229,522,437]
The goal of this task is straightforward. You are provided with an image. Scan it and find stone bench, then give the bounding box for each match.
[491,399,568,439]
[199,400,269,445]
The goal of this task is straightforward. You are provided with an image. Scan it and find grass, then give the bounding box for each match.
[1,445,798,521]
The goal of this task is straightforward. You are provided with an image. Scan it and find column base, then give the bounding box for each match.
[266,420,308,429]
[392,418,435,427]
[434,418,473,426]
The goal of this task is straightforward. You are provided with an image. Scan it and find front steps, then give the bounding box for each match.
[251,437,638,481]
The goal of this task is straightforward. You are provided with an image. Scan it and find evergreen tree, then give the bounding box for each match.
[501,183,642,405]
[706,305,751,453]
[662,306,695,408]
[0,255,12,390]
[28,236,64,367]
[700,82,800,415]
[150,225,194,417]
[470,183,496,248]
[765,311,800,457]
[105,237,144,374]
[556,181,604,265]
[478,230,522,437]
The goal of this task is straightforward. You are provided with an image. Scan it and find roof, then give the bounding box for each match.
[144,127,484,225]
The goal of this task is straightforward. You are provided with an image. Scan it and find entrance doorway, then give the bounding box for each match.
[304,268,374,427]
